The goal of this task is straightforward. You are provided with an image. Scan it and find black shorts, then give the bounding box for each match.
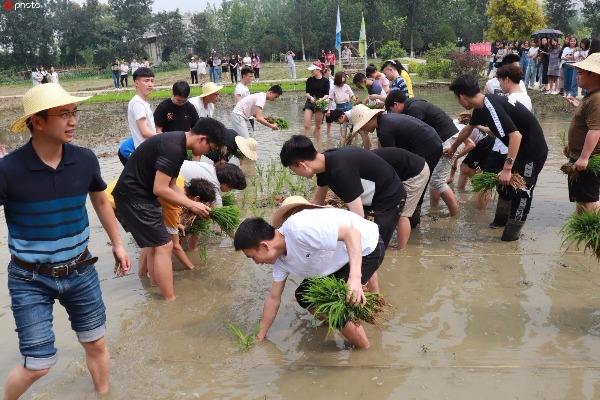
[303,101,324,112]
[367,202,404,248]
[463,136,494,170]
[295,237,386,310]
[568,168,600,203]
[114,197,170,248]
[482,150,506,174]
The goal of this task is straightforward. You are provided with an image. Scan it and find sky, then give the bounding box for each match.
[72,0,222,13]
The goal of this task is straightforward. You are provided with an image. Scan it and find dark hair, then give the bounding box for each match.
[133,67,154,81]
[191,117,225,145]
[365,64,378,77]
[215,163,247,190]
[268,85,283,95]
[333,71,346,86]
[590,38,600,55]
[241,66,254,77]
[384,89,407,110]
[26,110,48,132]
[353,72,366,87]
[186,178,217,203]
[172,80,190,97]
[381,59,406,72]
[280,135,318,166]
[580,38,590,52]
[449,75,481,97]
[501,53,521,66]
[233,218,275,250]
[325,109,345,124]
[496,64,523,84]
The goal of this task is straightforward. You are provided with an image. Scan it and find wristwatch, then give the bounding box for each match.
[505,156,514,166]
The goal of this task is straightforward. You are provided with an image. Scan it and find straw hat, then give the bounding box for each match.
[307,64,322,71]
[191,56,196,60]
[271,196,328,228]
[10,83,91,133]
[572,53,600,76]
[199,82,223,97]
[234,136,258,161]
[350,104,384,133]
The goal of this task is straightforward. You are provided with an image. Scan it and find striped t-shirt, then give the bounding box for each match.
[0,141,106,264]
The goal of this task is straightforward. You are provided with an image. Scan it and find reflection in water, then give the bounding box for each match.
[2,88,600,399]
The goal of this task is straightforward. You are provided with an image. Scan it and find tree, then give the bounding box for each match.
[486,0,546,40]
[582,0,600,37]
[107,0,153,56]
[545,0,576,33]
[153,10,186,60]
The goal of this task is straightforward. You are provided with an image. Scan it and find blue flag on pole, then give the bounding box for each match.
[335,6,341,51]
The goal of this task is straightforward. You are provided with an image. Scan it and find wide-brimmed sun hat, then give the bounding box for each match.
[350,104,384,133]
[10,83,91,133]
[271,196,328,228]
[234,136,258,161]
[199,82,224,97]
[572,53,600,76]
[307,64,322,71]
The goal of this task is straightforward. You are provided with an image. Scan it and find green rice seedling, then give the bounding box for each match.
[315,99,329,112]
[561,210,600,260]
[221,192,236,207]
[187,217,211,235]
[209,206,242,236]
[198,245,208,264]
[227,323,258,351]
[265,116,289,129]
[561,154,600,178]
[470,171,526,193]
[301,276,386,334]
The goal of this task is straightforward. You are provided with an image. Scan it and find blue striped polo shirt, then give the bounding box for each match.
[0,141,107,264]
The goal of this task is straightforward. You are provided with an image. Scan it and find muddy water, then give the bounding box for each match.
[2,89,600,399]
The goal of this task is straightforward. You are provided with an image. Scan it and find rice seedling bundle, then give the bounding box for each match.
[227,323,258,351]
[265,116,289,129]
[301,276,386,333]
[315,99,329,112]
[561,210,600,260]
[560,154,600,178]
[209,206,241,236]
[221,192,236,207]
[470,171,526,193]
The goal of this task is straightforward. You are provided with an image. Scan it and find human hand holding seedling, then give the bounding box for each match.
[347,276,366,306]
[112,243,130,277]
[499,168,512,185]
[190,201,210,218]
[574,156,589,172]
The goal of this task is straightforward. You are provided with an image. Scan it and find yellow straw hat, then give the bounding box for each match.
[350,104,384,133]
[234,136,258,161]
[572,52,600,76]
[199,82,224,98]
[10,83,91,133]
[271,196,328,228]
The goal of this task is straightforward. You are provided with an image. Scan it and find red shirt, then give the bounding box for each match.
[326,53,336,65]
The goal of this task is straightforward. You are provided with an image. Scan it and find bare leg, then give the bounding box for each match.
[397,216,412,250]
[430,188,441,209]
[578,202,600,213]
[4,366,49,400]
[340,125,347,141]
[313,111,324,139]
[326,122,332,135]
[340,321,370,349]
[81,337,110,395]
[138,247,149,278]
[145,247,156,286]
[458,163,476,190]
[187,234,199,251]
[303,109,313,136]
[360,131,372,150]
[365,271,379,292]
[152,242,176,301]
[171,234,195,270]
[477,190,493,210]
[440,188,460,216]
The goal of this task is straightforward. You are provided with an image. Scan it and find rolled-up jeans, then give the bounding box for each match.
[524,60,538,87]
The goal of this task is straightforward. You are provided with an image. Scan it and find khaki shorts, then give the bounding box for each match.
[401,164,430,218]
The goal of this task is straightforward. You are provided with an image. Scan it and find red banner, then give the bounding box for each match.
[469,42,492,56]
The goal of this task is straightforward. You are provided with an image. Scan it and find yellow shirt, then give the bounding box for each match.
[105,176,185,229]
[401,70,414,98]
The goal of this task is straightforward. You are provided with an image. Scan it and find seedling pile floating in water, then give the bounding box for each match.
[470,171,526,194]
[561,210,600,260]
[265,116,289,129]
[301,276,387,333]
[227,323,258,351]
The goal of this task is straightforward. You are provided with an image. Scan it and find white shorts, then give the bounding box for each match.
[401,164,430,218]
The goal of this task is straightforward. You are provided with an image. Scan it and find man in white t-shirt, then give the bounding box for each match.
[127,67,157,148]
[233,196,385,349]
[234,66,255,131]
[189,81,223,118]
[230,85,283,137]
[130,59,139,75]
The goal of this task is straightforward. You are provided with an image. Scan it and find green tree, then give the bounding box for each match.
[153,10,186,60]
[582,0,600,37]
[108,0,153,56]
[544,0,576,33]
[486,0,546,40]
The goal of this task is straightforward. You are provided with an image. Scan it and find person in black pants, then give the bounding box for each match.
[229,55,238,84]
[447,75,548,241]
[279,135,407,248]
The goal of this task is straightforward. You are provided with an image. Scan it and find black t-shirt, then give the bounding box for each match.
[402,98,457,141]
[372,147,425,181]
[305,76,330,99]
[377,113,442,159]
[469,94,548,160]
[205,129,239,163]
[113,131,187,204]
[316,147,405,211]
[229,59,238,69]
[153,99,199,133]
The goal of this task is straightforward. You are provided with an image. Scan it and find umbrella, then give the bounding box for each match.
[531,29,563,38]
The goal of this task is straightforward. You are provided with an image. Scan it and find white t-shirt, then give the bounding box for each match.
[179,160,222,206]
[242,56,251,65]
[233,92,266,120]
[234,82,250,99]
[131,62,139,74]
[198,61,207,74]
[527,46,539,59]
[188,96,214,118]
[48,72,59,83]
[127,94,155,148]
[272,208,380,282]
[485,77,527,95]
[286,54,295,65]
[120,64,129,75]
[189,61,198,70]
[329,84,354,104]
[492,92,533,154]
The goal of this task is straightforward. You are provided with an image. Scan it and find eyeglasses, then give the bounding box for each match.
[46,110,81,120]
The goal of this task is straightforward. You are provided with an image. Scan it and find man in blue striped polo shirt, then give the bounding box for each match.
[0,83,130,399]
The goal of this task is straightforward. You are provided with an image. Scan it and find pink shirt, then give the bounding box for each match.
[329,84,354,104]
